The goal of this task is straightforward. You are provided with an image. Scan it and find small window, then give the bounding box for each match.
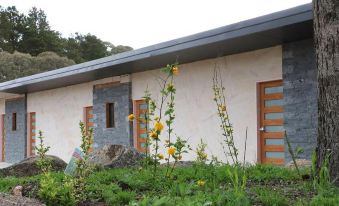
[106,103,115,128]
[12,113,17,131]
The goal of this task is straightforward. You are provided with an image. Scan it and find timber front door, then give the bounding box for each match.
[258,80,285,165]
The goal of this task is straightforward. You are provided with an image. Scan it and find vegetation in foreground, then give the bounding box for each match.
[0,164,338,205]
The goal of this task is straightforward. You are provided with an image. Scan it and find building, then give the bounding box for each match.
[0,3,316,164]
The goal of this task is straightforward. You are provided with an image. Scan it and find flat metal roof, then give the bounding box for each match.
[0,3,313,94]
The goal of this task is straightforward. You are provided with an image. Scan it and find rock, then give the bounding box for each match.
[12,186,22,196]
[0,193,45,206]
[0,155,66,177]
[286,159,312,169]
[87,145,144,168]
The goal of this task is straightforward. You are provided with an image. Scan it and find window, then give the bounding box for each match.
[12,113,17,131]
[106,103,115,128]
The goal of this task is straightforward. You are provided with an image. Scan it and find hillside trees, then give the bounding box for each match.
[0,6,133,64]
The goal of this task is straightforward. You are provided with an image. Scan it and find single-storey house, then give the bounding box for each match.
[0,3,317,165]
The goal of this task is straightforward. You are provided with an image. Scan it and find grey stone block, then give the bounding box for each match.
[282,39,317,163]
[4,97,27,163]
[92,83,133,150]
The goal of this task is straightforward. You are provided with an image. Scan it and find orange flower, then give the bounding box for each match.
[168,147,176,156]
[172,66,179,75]
[128,114,135,121]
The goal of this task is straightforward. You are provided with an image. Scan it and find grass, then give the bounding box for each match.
[0,164,338,205]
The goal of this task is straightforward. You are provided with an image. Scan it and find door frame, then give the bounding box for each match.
[256,79,283,164]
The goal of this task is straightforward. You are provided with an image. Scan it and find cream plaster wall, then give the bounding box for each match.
[132,46,282,163]
[27,76,124,162]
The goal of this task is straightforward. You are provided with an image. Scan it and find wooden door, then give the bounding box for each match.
[84,106,94,133]
[258,80,285,165]
[133,100,148,153]
[28,112,36,157]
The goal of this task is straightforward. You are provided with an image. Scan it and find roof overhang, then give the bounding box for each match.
[0,3,313,94]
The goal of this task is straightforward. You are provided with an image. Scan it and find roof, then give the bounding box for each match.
[0,3,313,94]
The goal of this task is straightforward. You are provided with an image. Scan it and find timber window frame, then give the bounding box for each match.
[12,113,17,131]
[106,103,115,128]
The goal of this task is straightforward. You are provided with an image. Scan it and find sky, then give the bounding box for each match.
[1,0,311,49]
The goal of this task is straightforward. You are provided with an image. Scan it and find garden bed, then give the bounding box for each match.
[0,164,338,205]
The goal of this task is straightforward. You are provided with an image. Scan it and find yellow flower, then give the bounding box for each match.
[154,121,164,132]
[158,154,164,160]
[168,147,176,156]
[128,114,135,121]
[172,66,179,75]
[149,131,158,140]
[197,180,206,187]
[219,105,226,112]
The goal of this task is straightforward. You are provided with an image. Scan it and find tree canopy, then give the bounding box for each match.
[0,6,133,82]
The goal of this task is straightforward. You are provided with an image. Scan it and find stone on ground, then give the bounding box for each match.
[0,155,66,177]
[286,159,312,169]
[87,144,143,168]
[0,193,44,206]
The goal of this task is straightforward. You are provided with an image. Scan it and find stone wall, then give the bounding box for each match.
[5,97,27,163]
[93,83,133,149]
[282,38,317,163]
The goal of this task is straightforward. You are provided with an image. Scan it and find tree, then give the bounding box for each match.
[0,6,25,53]
[0,6,133,64]
[0,51,74,82]
[313,0,339,184]
[18,7,64,56]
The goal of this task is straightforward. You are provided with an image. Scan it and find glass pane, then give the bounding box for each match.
[32,129,35,133]
[266,152,284,158]
[139,114,145,119]
[265,126,284,132]
[265,139,284,145]
[32,122,36,126]
[140,143,146,148]
[140,133,147,138]
[139,104,148,110]
[265,113,284,120]
[139,123,146,129]
[265,99,283,107]
[265,86,283,94]
[89,118,94,123]
[88,109,93,115]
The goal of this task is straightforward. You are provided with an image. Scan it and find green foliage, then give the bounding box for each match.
[0,51,75,82]
[212,68,239,164]
[38,173,76,206]
[310,194,339,206]
[35,131,51,174]
[255,187,288,206]
[73,121,94,202]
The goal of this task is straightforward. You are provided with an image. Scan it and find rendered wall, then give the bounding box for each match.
[282,39,317,162]
[132,46,282,163]
[27,76,125,162]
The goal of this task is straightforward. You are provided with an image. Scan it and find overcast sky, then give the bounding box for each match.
[1,0,311,49]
